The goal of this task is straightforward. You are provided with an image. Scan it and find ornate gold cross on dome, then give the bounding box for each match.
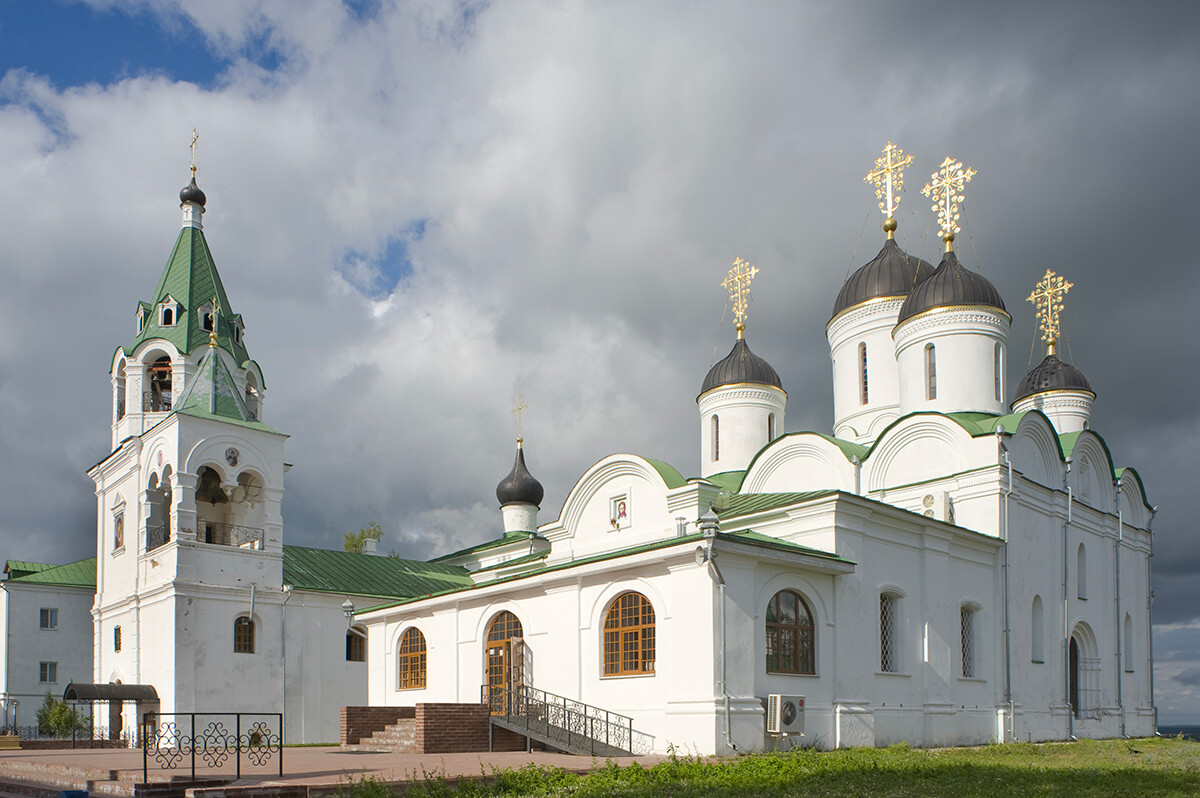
[864,141,914,234]
[722,257,759,339]
[190,129,199,174]
[922,156,976,250]
[1027,269,1072,356]
[512,394,529,444]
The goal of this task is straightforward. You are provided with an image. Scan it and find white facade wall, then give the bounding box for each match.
[894,308,1009,417]
[827,298,906,444]
[698,385,786,478]
[0,583,94,728]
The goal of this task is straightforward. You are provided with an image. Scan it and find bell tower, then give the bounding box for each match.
[89,141,289,725]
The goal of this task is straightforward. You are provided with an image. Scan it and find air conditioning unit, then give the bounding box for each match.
[766,694,805,735]
[920,490,953,522]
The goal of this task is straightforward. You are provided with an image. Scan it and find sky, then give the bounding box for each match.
[1,0,1198,722]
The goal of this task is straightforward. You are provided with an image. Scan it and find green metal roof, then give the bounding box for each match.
[124,226,250,365]
[704,470,746,493]
[431,530,546,563]
[645,459,686,489]
[173,346,282,433]
[281,545,472,599]
[5,558,97,589]
[4,561,53,579]
[473,549,550,573]
[715,491,836,519]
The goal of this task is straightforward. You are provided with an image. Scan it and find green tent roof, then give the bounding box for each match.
[173,346,282,433]
[124,226,250,365]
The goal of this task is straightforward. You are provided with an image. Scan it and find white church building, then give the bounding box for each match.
[1,147,1155,753]
[356,150,1155,753]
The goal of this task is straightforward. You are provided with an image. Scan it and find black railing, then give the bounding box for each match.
[143,392,172,412]
[146,524,171,552]
[1,724,131,746]
[484,685,636,755]
[200,522,265,549]
[142,712,282,783]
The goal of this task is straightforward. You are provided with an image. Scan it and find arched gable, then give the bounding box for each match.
[741,433,855,494]
[1067,433,1116,511]
[864,414,972,494]
[1007,412,1063,489]
[549,454,678,545]
[1116,468,1153,529]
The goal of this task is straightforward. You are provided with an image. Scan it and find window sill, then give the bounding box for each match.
[1031,659,1045,664]
[396,685,427,691]
[876,670,910,677]
[958,676,987,683]
[1124,669,1135,674]
[600,671,656,680]
[767,671,819,677]
[112,546,125,556]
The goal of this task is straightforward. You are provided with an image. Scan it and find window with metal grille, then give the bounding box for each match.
[40,608,58,630]
[396,628,426,689]
[880,593,899,672]
[114,625,122,652]
[346,628,366,662]
[765,590,815,674]
[859,342,869,405]
[961,606,977,678]
[234,617,255,653]
[39,662,57,683]
[603,592,655,676]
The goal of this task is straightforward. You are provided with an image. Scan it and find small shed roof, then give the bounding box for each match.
[63,683,159,702]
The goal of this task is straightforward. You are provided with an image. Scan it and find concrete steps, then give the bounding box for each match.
[348,719,417,753]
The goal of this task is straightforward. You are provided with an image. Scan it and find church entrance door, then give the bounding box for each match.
[485,611,524,714]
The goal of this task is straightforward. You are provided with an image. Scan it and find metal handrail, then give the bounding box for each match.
[484,684,635,755]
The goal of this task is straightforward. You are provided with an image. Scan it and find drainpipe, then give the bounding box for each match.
[1114,482,1124,737]
[1147,507,1158,732]
[1,582,10,729]
[1064,461,1074,741]
[997,426,1013,742]
[698,509,737,752]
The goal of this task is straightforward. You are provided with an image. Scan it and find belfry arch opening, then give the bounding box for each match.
[146,466,172,552]
[146,355,173,411]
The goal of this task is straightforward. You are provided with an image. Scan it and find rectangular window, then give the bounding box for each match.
[39,662,57,683]
[114,625,122,652]
[346,631,365,662]
[40,608,58,630]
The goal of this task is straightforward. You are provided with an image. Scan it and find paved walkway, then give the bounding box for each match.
[0,745,665,791]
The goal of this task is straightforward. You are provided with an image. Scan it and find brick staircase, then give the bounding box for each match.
[351,717,417,752]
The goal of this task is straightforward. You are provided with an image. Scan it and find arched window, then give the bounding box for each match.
[925,344,937,400]
[234,617,255,653]
[115,361,126,421]
[1124,614,1134,672]
[961,605,978,678]
[1031,595,1044,663]
[603,592,655,676]
[162,307,174,327]
[1077,543,1087,599]
[766,590,815,674]
[767,413,775,443]
[994,343,1003,402]
[858,342,869,405]
[147,356,173,411]
[712,415,719,462]
[879,592,900,672]
[397,628,427,688]
[346,626,366,662]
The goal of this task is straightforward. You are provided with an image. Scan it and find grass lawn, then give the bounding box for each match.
[347,737,1200,797]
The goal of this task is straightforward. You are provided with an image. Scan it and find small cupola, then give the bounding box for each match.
[698,258,786,479]
[893,156,1010,416]
[1011,270,1095,432]
[496,438,544,534]
[180,131,206,229]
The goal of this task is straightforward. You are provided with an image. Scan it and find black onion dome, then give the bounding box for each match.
[896,249,1006,324]
[1013,353,1094,403]
[831,239,935,319]
[496,444,544,507]
[700,338,783,396]
[180,175,207,207]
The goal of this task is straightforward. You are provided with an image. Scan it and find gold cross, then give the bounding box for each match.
[721,257,759,339]
[209,295,220,347]
[1027,269,1072,355]
[512,394,529,443]
[922,156,976,250]
[190,129,199,174]
[864,141,914,232]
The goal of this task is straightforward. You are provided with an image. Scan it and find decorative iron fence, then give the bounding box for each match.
[484,685,638,755]
[199,522,264,549]
[0,724,132,746]
[146,524,171,552]
[142,712,282,782]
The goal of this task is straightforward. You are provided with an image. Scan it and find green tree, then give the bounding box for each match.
[344,521,383,553]
[35,692,88,738]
